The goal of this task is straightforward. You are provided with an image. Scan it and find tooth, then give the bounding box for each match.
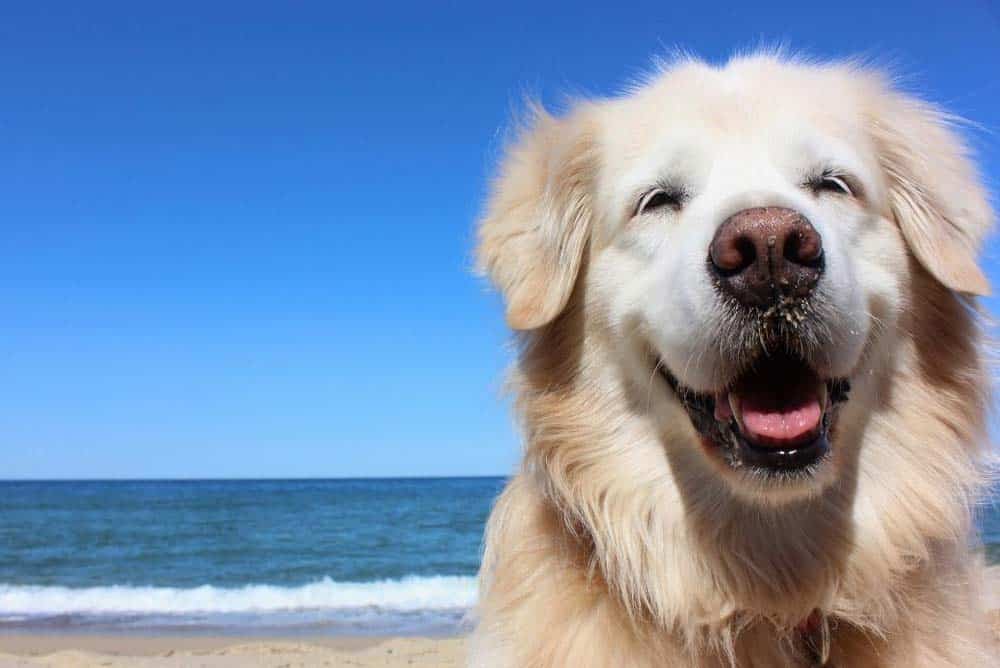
[818,383,828,412]
[729,394,741,427]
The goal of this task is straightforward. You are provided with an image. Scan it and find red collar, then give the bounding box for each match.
[796,609,823,635]
[796,610,829,665]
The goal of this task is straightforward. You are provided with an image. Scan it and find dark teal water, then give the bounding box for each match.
[0,478,503,587]
[0,478,995,635]
[0,478,504,635]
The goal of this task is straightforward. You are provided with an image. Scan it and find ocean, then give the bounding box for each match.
[0,478,997,636]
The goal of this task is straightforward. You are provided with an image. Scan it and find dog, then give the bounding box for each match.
[470,54,995,667]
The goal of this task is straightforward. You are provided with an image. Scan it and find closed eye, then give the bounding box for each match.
[634,186,685,216]
[808,168,856,197]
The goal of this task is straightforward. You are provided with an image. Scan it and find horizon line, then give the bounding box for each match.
[0,474,510,483]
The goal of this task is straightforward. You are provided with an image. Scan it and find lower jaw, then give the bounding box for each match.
[703,418,832,474]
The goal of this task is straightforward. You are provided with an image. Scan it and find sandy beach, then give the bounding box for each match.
[2,625,998,668]
[0,636,466,667]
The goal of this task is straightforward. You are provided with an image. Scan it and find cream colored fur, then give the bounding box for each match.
[472,55,995,667]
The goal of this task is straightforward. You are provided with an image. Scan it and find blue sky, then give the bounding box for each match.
[2,1,998,479]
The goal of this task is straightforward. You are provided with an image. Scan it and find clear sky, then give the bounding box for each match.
[2,1,999,479]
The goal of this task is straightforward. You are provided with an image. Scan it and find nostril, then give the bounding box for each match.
[783,227,824,267]
[710,234,757,277]
[784,234,802,263]
[731,236,757,275]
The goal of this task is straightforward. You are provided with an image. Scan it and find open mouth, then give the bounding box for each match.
[657,351,850,474]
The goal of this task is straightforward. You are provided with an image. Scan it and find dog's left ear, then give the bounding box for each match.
[870,85,993,296]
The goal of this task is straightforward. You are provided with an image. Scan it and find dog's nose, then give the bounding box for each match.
[708,207,823,307]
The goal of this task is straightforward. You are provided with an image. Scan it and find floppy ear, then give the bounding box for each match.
[870,85,993,296]
[476,106,598,330]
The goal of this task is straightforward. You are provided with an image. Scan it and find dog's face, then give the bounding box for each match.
[479,57,991,502]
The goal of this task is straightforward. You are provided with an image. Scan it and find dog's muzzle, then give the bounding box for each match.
[657,207,849,475]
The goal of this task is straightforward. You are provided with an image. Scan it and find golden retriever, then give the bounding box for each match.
[471,54,995,667]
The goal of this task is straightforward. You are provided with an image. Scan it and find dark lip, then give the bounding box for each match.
[724,422,831,472]
[656,358,850,475]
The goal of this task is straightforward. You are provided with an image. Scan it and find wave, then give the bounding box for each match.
[0,575,477,618]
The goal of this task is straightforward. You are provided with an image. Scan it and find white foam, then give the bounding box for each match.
[0,575,477,616]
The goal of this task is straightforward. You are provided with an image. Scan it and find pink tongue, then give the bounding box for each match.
[739,390,821,447]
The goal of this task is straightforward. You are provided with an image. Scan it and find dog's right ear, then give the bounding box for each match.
[476,106,598,330]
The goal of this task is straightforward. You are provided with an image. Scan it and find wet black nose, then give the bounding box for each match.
[708,207,824,308]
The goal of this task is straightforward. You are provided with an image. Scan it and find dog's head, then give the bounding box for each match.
[478,56,992,503]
